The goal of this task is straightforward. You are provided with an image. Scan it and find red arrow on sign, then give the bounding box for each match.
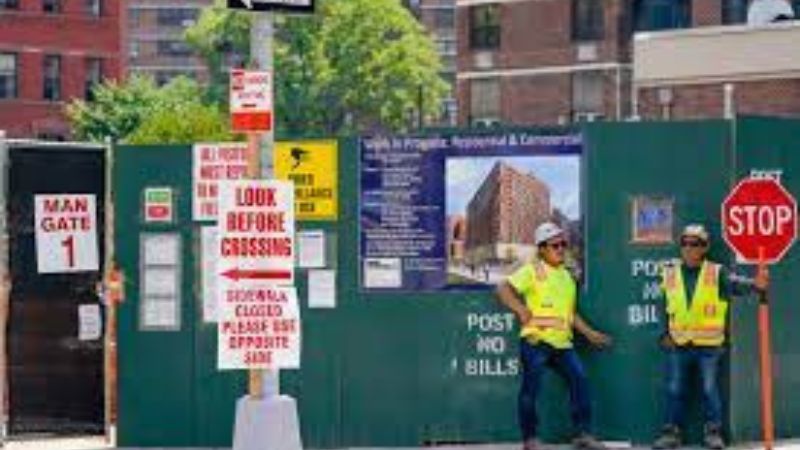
[221,268,292,281]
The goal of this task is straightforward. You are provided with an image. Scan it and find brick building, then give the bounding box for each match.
[447,214,467,262]
[127,0,211,85]
[416,0,458,126]
[0,0,123,139]
[634,14,800,120]
[457,0,800,126]
[465,161,550,263]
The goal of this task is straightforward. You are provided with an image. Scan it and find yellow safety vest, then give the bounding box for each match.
[519,261,576,349]
[662,260,728,347]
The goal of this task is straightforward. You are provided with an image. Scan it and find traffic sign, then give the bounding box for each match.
[227,0,314,13]
[230,69,273,132]
[216,180,300,370]
[722,176,797,264]
[34,194,99,273]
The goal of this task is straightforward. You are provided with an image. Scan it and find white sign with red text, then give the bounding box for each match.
[230,69,273,132]
[193,142,249,221]
[216,180,299,369]
[35,194,99,274]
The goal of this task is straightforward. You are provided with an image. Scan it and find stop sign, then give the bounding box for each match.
[722,177,798,264]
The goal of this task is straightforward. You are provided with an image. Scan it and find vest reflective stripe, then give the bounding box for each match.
[519,261,576,349]
[527,316,568,330]
[663,260,728,346]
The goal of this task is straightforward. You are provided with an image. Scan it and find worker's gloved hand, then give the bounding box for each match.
[660,333,676,350]
[754,265,770,292]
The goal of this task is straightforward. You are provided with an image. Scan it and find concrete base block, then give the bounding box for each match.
[232,395,303,450]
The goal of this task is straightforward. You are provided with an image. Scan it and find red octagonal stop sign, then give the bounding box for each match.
[722,177,798,264]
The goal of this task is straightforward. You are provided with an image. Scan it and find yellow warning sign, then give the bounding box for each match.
[274,140,338,221]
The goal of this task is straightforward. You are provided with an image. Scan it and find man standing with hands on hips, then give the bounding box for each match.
[496,222,612,450]
[652,224,769,450]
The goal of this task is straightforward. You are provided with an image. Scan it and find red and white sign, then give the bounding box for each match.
[193,143,249,221]
[722,177,798,264]
[217,180,299,370]
[34,194,99,273]
[230,69,273,132]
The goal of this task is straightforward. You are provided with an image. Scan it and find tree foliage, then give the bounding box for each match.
[67,75,234,144]
[185,0,448,136]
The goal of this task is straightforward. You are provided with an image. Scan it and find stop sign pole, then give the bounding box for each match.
[722,176,798,450]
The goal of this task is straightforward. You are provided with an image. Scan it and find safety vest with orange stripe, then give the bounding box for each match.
[662,260,728,347]
[519,261,576,349]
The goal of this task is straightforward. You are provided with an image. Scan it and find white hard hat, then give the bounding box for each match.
[681,223,709,242]
[534,222,564,246]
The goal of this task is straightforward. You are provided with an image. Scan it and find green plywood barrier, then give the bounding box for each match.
[114,120,800,448]
[728,117,800,443]
[583,121,733,443]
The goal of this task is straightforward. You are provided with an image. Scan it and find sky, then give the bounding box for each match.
[445,155,581,220]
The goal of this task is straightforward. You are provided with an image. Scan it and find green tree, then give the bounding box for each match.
[185,0,448,136]
[67,75,234,144]
[127,103,233,145]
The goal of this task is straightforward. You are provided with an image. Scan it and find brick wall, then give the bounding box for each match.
[0,0,123,138]
[693,0,724,27]
[457,0,629,126]
[638,78,800,120]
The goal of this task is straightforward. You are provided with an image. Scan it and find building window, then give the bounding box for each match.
[469,4,500,50]
[721,0,748,24]
[156,8,199,27]
[470,78,501,124]
[128,9,142,27]
[0,0,19,9]
[0,53,17,99]
[572,71,604,121]
[633,0,691,31]
[43,55,61,101]
[157,40,193,57]
[42,0,62,13]
[573,0,604,41]
[85,58,102,100]
[432,9,454,30]
[85,0,101,17]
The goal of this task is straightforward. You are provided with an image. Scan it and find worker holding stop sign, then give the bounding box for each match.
[652,223,769,450]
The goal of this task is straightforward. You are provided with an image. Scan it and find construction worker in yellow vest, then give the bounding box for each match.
[652,224,769,450]
[496,222,612,450]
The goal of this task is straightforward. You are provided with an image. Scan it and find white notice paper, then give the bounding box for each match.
[298,230,325,268]
[201,226,219,323]
[308,270,336,309]
[78,304,102,341]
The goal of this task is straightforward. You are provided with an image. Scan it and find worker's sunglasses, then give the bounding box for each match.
[680,239,707,248]
[546,240,568,250]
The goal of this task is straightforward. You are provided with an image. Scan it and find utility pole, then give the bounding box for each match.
[246,11,278,399]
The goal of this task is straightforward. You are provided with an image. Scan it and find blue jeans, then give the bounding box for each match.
[518,340,592,439]
[663,346,724,427]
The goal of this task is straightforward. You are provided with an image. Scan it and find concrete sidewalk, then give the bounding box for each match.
[4,437,799,450]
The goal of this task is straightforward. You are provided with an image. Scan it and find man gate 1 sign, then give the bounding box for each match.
[722,176,797,264]
[34,194,99,274]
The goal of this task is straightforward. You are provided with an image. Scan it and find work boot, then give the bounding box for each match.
[703,423,725,450]
[573,432,607,450]
[522,437,542,450]
[652,425,681,450]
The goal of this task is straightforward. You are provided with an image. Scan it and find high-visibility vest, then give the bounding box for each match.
[662,260,728,347]
[519,261,576,349]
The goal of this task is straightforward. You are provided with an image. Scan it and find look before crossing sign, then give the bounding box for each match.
[722,174,797,450]
[216,180,300,370]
